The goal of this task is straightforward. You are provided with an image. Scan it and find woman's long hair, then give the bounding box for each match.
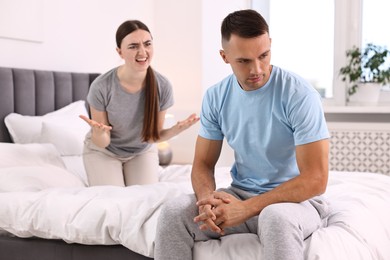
[116,20,160,142]
[142,67,159,142]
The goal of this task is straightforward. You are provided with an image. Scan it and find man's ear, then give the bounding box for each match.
[219,50,229,64]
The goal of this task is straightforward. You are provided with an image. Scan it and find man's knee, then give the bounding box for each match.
[159,194,197,225]
[258,203,302,235]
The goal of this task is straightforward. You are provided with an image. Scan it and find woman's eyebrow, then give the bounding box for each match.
[127,40,152,47]
[127,43,139,47]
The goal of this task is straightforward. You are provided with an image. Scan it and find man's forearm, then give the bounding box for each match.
[245,172,327,217]
[191,165,216,200]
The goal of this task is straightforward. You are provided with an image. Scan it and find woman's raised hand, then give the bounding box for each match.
[176,113,200,130]
[79,115,112,133]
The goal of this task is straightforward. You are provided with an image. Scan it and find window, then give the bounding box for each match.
[362,0,390,70]
[252,0,389,105]
[268,0,334,98]
[362,0,390,48]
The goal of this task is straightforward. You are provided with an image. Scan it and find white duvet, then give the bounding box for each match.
[1,165,390,260]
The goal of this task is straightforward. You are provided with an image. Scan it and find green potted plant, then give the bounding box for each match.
[339,43,390,104]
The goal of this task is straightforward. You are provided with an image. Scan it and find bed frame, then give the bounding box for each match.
[0,66,152,260]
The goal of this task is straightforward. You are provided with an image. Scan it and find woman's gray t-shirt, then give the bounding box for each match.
[87,67,174,157]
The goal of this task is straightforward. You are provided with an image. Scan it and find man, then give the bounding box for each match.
[155,9,329,260]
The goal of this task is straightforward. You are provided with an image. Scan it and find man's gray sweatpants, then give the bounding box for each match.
[154,186,329,260]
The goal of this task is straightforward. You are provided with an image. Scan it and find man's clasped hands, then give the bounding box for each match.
[193,191,252,235]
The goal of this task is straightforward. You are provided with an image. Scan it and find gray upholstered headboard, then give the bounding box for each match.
[0,66,100,143]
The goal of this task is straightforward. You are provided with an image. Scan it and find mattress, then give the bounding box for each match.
[1,157,390,260]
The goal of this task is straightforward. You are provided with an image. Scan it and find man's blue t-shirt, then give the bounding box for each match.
[199,66,329,194]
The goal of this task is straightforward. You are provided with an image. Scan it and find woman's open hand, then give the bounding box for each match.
[175,113,200,131]
[79,115,112,134]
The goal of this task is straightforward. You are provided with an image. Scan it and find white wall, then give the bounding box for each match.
[201,0,251,93]
[0,0,155,73]
[0,0,251,166]
[151,0,203,165]
[153,0,249,165]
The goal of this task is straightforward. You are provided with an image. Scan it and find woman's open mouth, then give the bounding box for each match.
[136,57,148,63]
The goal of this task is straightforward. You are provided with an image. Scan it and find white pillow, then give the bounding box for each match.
[0,143,65,169]
[0,165,85,192]
[39,117,89,156]
[4,100,90,156]
[61,155,89,186]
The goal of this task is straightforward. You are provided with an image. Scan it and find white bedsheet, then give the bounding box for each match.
[0,165,390,260]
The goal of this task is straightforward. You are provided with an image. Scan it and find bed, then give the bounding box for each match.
[1,66,390,260]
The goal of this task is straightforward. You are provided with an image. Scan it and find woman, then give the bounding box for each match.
[80,20,199,186]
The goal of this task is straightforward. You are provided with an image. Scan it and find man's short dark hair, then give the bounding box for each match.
[221,9,269,42]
